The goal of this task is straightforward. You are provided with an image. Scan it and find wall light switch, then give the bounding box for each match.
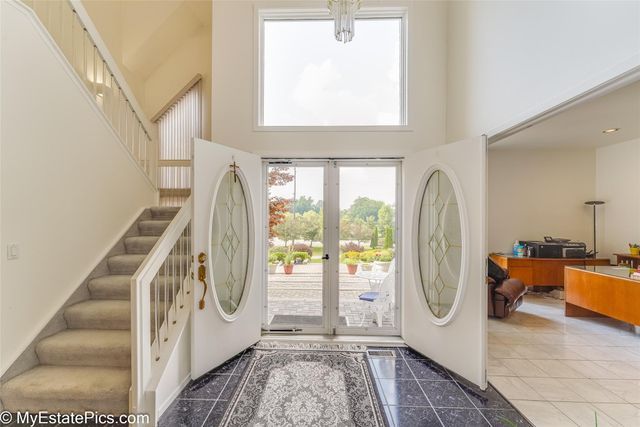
[7,243,19,260]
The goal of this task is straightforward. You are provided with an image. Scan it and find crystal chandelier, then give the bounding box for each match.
[328,0,362,43]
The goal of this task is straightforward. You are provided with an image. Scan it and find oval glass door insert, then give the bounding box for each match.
[210,170,250,316]
[418,170,463,319]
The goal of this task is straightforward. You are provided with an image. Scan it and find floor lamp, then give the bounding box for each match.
[585,200,605,256]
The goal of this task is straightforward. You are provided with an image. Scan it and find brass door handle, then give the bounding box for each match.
[197,252,208,310]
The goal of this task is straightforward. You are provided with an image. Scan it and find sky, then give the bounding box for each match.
[269,166,397,208]
[263,18,401,126]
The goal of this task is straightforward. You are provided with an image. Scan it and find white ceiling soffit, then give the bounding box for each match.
[491,79,640,150]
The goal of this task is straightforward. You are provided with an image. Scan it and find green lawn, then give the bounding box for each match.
[310,246,323,263]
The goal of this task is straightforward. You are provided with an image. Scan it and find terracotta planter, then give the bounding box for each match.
[346,264,358,275]
[283,264,294,275]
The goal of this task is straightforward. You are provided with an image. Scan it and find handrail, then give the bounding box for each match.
[18,0,157,187]
[130,197,192,423]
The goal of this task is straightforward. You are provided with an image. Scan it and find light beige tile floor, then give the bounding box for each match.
[489,294,640,426]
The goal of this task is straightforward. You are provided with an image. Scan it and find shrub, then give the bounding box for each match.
[341,251,361,262]
[268,253,282,264]
[377,250,394,262]
[340,242,364,253]
[292,243,313,257]
[370,226,379,248]
[269,247,288,262]
[359,249,394,263]
[289,251,309,263]
[383,227,394,249]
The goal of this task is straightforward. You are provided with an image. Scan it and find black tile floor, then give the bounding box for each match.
[160,346,531,427]
[159,348,254,427]
[367,347,531,427]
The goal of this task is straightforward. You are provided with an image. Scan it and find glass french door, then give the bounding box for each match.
[333,162,401,335]
[263,160,401,335]
[264,162,330,333]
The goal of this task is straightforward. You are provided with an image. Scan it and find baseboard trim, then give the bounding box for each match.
[157,374,191,418]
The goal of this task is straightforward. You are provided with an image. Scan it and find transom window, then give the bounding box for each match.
[258,10,407,128]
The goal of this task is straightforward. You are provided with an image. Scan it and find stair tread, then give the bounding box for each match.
[88,275,130,300]
[138,220,171,234]
[108,254,147,263]
[37,330,130,367]
[107,254,146,274]
[64,300,130,330]
[124,235,160,254]
[124,235,189,255]
[150,207,180,219]
[89,274,186,300]
[1,365,130,413]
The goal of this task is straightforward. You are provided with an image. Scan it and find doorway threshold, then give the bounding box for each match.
[259,334,406,347]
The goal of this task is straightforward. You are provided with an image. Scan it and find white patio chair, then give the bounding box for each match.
[356,261,395,327]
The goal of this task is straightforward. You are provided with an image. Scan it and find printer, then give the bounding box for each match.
[523,237,587,259]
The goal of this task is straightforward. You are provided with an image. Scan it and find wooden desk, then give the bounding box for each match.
[615,253,640,269]
[490,254,610,287]
[565,266,640,326]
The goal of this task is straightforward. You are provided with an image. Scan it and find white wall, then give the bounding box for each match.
[447,1,640,142]
[212,0,447,156]
[596,138,640,262]
[0,2,157,373]
[488,148,596,253]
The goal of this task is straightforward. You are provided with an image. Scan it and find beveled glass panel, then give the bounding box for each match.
[418,170,463,319]
[211,171,250,315]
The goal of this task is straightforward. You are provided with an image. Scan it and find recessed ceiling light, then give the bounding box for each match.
[602,128,620,134]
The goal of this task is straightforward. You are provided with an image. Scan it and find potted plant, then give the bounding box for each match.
[345,257,359,275]
[341,251,360,275]
[268,254,279,274]
[360,262,373,271]
[630,243,640,256]
[283,254,294,275]
[374,250,394,272]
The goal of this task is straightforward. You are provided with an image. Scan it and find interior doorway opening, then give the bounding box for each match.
[263,160,401,335]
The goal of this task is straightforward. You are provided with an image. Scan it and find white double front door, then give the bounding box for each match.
[191,137,487,389]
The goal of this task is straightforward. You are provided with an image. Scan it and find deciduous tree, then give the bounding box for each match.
[268,167,294,239]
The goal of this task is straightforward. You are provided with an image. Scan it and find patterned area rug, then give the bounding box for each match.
[220,342,385,426]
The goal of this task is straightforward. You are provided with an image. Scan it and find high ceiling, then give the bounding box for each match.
[120,0,211,80]
[84,0,211,81]
[491,79,640,150]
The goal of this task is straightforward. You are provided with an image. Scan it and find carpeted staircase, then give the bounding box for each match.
[0,207,181,415]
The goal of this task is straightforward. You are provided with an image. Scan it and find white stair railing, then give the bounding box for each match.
[18,0,157,186]
[130,198,192,424]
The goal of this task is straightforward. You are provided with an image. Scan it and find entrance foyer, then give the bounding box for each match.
[191,136,488,390]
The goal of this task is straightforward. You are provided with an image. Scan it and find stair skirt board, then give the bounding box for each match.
[0,206,182,415]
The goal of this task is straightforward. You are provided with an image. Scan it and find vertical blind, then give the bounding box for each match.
[157,80,202,206]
